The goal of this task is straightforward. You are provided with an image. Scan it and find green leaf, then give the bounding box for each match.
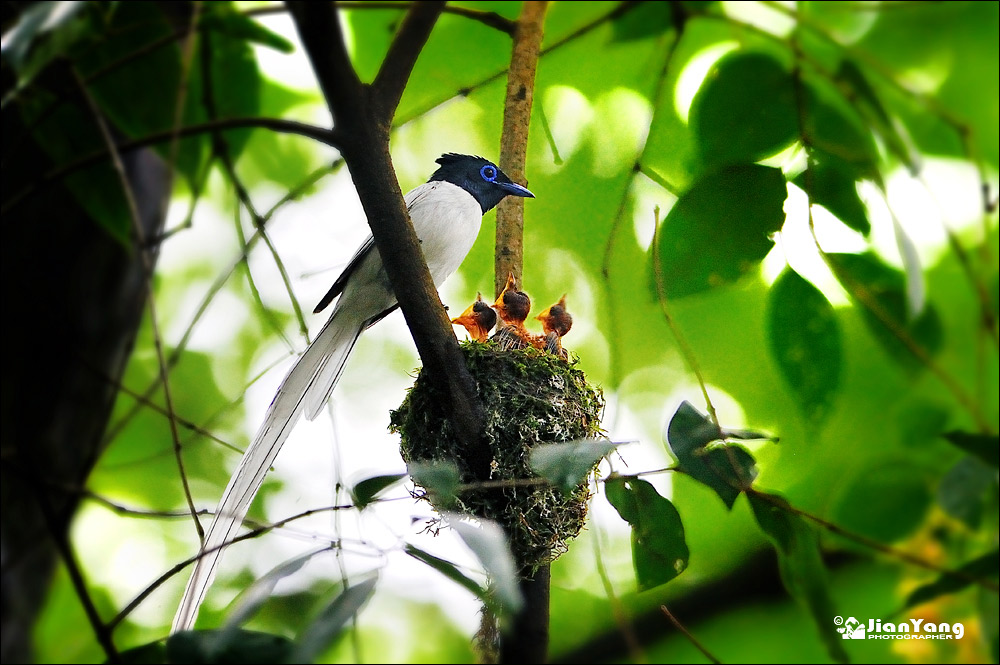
[114,641,167,664]
[832,461,931,543]
[450,517,523,615]
[904,549,999,610]
[748,492,848,663]
[611,1,675,42]
[605,476,689,590]
[529,440,620,493]
[802,85,880,182]
[767,269,842,423]
[219,550,321,639]
[351,473,407,509]
[665,401,758,508]
[691,52,797,170]
[289,577,378,664]
[834,59,918,172]
[942,431,1000,468]
[655,164,787,298]
[166,629,294,664]
[980,586,1000,663]
[793,151,871,235]
[937,456,997,528]
[404,544,491,608]
[1,1,92,95]
[408,461,461,509]
[827,252,943,370]
[200,5,295,53]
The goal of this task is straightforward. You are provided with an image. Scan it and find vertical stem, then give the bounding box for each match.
[494,1,549,296]
[492,3,550,663]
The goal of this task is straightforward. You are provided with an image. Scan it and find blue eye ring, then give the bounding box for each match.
[480,164,498,182]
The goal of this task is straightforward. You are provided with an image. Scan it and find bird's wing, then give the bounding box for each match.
[313,184,435,314]
[313,236,375,314]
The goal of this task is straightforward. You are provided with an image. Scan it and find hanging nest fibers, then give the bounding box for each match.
[389,341,605,568]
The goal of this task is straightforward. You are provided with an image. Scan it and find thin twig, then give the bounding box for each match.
[593,517,647,663]
[70,68,204,542]
[199,34,311,344]
[99,163,340,448]
[747,489,1000,593]
[651,207,719,426]
[2,116,337,216]
[660,605,722,664]
[599,21,684,397]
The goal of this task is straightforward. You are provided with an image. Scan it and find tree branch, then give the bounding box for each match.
[285,1,363,130]
[373,1,446,116]
[287,1,492,476]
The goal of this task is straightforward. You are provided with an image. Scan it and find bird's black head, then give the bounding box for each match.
[429,153,534,214]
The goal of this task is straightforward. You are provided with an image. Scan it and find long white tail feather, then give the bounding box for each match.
[171,307,365,632]
[171,179,487,633]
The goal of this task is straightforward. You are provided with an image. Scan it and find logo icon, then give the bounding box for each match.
[837,616,866,640]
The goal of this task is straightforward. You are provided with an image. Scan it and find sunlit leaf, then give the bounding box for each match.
[655,164,787,298]
[665,401,759,508]
[605,476,689,590]
[691,52,797,169]
[220,550,322,638]
[891,216,926,319]
[529,439,620,493]
[404,544,490,607]
[351,473,406,509]
[767,268,842,423]
[288,577,378,664]
[794,150,871,235]
[409,461,461,508]
[0,1,92,93]
[905,549,999,610]
[748,491,848,664]
[827,252,943,370]
[942,431,1000,468]
[450,517,523,615]
[803,86,880,182]
[835,59,918,172]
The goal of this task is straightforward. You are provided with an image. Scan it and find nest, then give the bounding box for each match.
[389,341,605,568]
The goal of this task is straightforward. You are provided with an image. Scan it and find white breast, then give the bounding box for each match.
[404,181,484,286]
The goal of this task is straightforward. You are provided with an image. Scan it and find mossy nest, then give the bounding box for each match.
[389,341,605,568]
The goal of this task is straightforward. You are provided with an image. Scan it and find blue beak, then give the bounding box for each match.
[499,181,534,198]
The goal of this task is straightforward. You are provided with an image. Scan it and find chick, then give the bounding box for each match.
[492,273,533,351]
[535,294,572,359]
[450,293,497,342]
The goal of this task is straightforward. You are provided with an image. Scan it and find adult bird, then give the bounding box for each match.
[172,154,533,632]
